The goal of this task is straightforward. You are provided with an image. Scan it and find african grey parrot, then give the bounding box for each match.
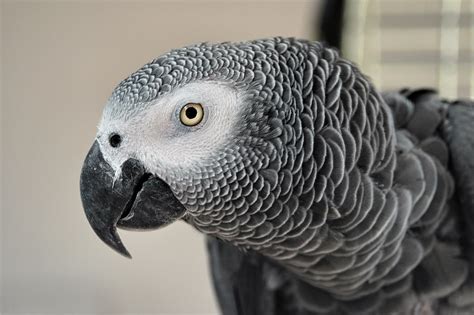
[80,37,474,314]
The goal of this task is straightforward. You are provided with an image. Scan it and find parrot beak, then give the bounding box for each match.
[80,141,186,258]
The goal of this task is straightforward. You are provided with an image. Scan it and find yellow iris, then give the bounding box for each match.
[180,103,204,126]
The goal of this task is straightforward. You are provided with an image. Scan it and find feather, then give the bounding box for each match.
[414,241,468,299]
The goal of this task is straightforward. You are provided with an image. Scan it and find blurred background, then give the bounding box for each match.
[1,0,473,314]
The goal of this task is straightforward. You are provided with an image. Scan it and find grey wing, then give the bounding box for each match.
[441,100,474,314]
[207,237,343,315]
[206,237,298,315]
[382,89,474,314]
[207,91,474,315]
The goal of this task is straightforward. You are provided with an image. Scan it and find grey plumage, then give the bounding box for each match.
[80,37,474,314]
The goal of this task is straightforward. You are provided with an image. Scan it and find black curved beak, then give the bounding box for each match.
[80,141,186,258]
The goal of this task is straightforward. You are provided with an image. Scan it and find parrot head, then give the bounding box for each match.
[80,39,295,257]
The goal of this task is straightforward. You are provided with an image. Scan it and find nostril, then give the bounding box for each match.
[109,133,122,148]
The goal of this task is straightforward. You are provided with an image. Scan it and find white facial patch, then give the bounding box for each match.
[97,81,245,181]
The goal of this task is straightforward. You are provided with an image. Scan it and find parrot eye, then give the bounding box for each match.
[109,133,122,148]
[180,103,204,126]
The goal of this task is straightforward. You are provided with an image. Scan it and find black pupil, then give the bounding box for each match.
[109,134,122,148]
[185,106,198,119]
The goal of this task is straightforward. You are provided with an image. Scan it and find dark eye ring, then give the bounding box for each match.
[109,133,122,148]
